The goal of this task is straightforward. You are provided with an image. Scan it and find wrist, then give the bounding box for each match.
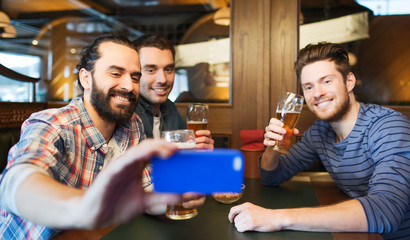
[260,150,280,171]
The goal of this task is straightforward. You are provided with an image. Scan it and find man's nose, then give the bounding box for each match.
[156,70,167,84]
[314,85,326,99]
[120,75,135,92]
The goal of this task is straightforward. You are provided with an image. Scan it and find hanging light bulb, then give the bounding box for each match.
[0,11,17,38]
[213,7,230,26]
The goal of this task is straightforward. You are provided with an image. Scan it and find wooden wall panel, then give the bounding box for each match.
[231,0,299,149]
[176,103,232,135]
[355,15,410,104]
[176,0,300,149]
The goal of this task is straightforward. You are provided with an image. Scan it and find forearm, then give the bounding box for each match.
[260,149,281,171]
[281,199,367,232]
[16,172,85,229]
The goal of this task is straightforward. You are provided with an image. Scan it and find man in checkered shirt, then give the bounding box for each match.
[0,34,183,239]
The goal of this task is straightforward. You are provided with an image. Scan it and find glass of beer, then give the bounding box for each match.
[270,92,304,154]
[186,103,208,136]
[161,129,198,220]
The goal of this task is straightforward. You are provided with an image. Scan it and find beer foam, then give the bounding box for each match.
[187,120,208,124]
[174,142,196,149]
[276,110,301,113]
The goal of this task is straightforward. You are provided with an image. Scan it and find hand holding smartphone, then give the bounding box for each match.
[152,149,244,194]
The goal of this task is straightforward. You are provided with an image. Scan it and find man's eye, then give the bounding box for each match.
[145,68,155,73]
[132,75,141,83]
[165,68,174,73]
[111,72,121,77]
[304,86,312,91]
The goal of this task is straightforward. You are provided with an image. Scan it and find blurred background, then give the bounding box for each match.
[0,0,408,106]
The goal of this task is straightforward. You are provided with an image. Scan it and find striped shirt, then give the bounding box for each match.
[260,103,410,239]
[0,98,145,239]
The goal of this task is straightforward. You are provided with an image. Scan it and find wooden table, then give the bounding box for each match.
[54,172,383,240]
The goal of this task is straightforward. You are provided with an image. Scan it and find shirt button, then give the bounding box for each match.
[99,166,103,171]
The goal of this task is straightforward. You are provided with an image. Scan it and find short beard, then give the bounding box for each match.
[90,79,139,125]
[319,92,350,122]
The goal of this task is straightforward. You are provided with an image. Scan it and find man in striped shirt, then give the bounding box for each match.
[228,42,410,239]
[0,34,182,239]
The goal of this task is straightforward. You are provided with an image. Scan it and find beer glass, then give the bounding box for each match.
[161,129,198,220]
[270,92,304,154]
[186,103,209,137]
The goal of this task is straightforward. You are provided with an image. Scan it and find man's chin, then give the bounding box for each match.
[150,95,169,105]
[312,108,333,121]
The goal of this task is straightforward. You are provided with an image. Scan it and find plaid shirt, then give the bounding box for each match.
[0,98,145,239]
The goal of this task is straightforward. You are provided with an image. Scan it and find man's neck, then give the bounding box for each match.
[329,97,360,143]
[152,104,161,117]
[83,99,116,142]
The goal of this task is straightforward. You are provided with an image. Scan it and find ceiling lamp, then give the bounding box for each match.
[213,7,230,26]
[0,11,17,38]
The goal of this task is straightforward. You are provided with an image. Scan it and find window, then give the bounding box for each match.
[0,52,41,102]
[357,0,410,15]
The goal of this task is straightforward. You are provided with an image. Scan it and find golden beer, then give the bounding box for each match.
[187,121,207,137]
[273,111,301,154]
[165,140,198,220]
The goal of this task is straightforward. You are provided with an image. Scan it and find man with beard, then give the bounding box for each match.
[228,42,410,239]
[0,34,182,239]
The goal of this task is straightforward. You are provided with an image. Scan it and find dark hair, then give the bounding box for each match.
[133,34,175,59]
[76,33,137,92]
[294,42,350,81]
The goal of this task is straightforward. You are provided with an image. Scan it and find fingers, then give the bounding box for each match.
[195,130,211,137]
[228,202,250,223]
[264,118,293,147]
[145,192,182,210]
[181,194,206,208]
[195,131,214,149]
[129,139,178,160]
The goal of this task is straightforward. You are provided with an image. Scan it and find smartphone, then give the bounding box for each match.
[152,149,244,194]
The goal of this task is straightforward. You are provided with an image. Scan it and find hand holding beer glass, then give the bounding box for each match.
[161,129,199,220]
[187,103,209,136]
[269,92,304,154]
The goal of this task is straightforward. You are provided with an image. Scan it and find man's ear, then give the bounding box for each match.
[346,72,356,93]
[79,68,92,90]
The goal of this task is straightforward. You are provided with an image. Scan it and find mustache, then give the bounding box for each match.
[152,83,171,88]
[108,89,137,101]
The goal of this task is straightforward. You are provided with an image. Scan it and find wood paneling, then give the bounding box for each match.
[175,103,232,135]
[0,102,67,128]
[355,15,410,104]
[230,0,299,149]
[176,0,300,149]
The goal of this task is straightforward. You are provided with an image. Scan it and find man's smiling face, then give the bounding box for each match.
[138,47,175,108]
[89,41,141,124]
[301,60,351,122]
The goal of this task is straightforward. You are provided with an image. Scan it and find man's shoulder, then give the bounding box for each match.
[359,103,408,124]
[27,101,81,126]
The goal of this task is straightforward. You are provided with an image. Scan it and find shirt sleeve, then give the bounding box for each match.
[1,118,64,183]
[0,164,51,215]
[260,127,320,186]
[356,113,410,233]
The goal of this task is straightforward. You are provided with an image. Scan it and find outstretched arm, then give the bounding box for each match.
[228,200,367,233]
[15,139,182,229]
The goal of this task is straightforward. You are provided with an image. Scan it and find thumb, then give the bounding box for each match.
[145,193,182,208]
